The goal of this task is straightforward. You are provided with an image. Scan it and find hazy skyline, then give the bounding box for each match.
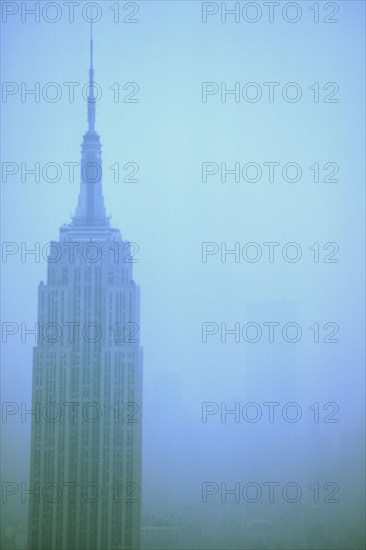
[1,2,365,549]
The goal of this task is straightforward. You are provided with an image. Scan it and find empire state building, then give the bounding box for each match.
[28,31,143,550]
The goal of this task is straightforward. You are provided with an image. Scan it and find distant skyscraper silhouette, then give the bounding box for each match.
[28,29,143,550]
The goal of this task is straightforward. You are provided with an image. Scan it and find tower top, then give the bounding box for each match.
[69,27,110,229]
[88,22,95,132]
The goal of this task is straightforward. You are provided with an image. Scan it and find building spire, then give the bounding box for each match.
[88,22,95,132]
[71,26,109,227]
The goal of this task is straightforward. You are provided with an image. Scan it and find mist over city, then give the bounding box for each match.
[1,2,365,549]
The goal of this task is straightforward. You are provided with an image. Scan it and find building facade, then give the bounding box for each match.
[28,33,143,550]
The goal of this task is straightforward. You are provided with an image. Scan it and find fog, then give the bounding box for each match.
[1,2,365,549]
